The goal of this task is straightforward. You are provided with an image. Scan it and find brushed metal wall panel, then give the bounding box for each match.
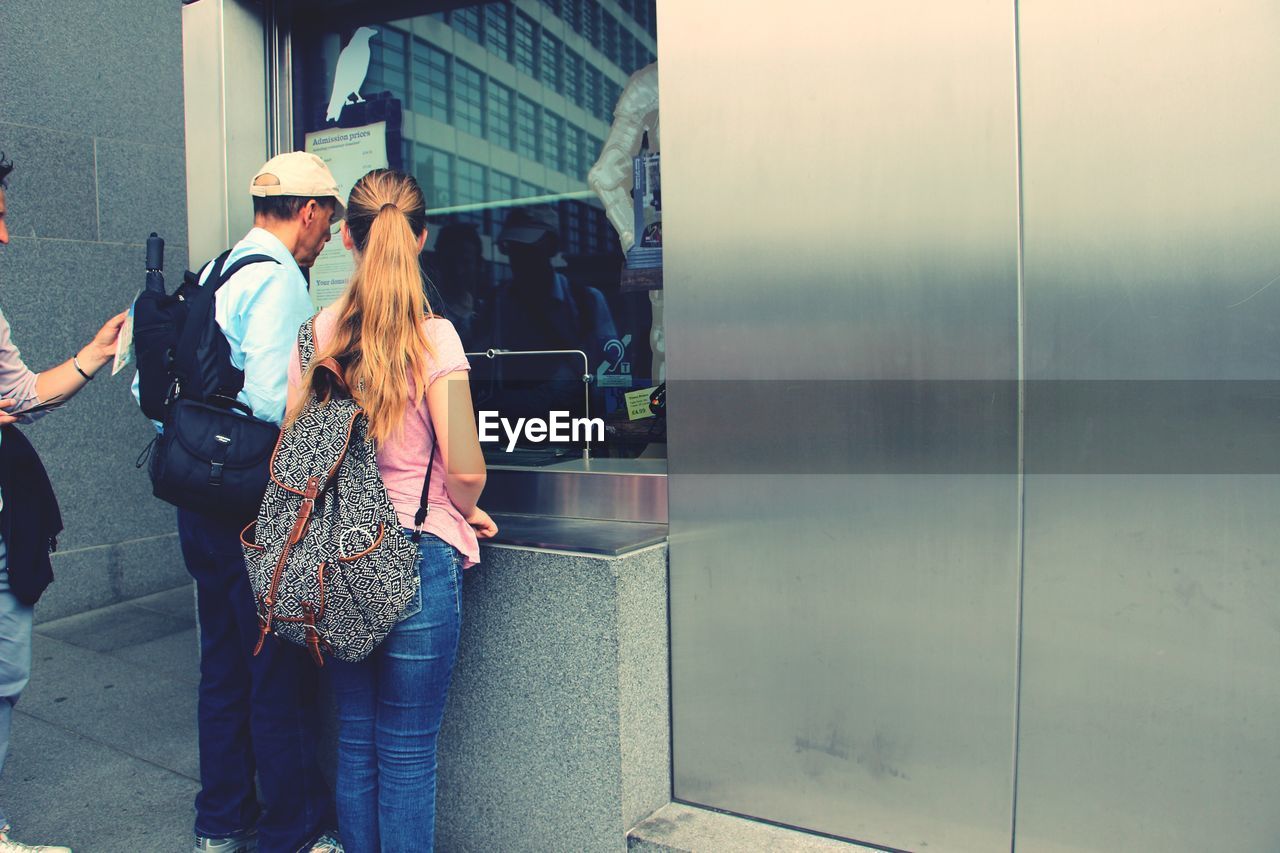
[661,1,1021,848]
[1017,2,1280,851]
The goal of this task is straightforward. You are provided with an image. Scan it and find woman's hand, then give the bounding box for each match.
[465,506,498,539]
[79,310,128,374]
[0,398,19,426]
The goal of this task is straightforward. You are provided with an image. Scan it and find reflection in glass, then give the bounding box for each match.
[295,0,663,462]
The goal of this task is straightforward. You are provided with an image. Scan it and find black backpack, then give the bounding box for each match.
[134,245,283,521]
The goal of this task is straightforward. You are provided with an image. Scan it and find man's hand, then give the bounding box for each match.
[0,398,20,426]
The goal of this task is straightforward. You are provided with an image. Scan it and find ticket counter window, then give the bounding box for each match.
[289,1,664,468]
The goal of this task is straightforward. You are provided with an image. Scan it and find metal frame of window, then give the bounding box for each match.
[486,78,514,150]
[454,59,486,138]
[514,9,538,77]
[516,95,540,162]
[540,30,563,93]
[411,36,450,121]
[456,157,488,206]
[416,142,454,208]
[366,26,410,103]
[542,111,565,173]
[489,170,516,204]
[449,6,482,43]
[484,3,511,61]
[564,48,583,105]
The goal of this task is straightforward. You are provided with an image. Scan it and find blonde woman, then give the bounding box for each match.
[285,169,497,851]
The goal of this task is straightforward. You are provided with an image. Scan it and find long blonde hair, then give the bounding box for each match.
[287,169,435,443]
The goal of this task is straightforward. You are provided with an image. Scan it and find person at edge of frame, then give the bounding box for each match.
[0,151,128,853]
[284,168,497,852]
[133,151,345,853]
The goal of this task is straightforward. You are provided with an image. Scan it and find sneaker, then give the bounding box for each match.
[306,834,343,853]
[0,825,71,853]
[194,829,257,853]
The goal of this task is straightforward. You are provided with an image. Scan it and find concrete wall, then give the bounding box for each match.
[437,542,671,851]
[0,0,191,619]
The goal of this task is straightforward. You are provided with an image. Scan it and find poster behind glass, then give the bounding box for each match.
[292,0,663,465]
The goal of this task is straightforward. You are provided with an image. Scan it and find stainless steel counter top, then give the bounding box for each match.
[484,513,668,557]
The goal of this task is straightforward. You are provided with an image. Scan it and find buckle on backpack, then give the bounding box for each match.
[209,434,231,487]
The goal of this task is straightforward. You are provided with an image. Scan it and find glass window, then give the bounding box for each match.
[540,32,563,92]
[487,79,514,150]
[602,79,620,122]
[457,158,487,206]
[584,64,602,119]
[564,200,583,255]
[516,95,540,161]
[454,61,485,137]
[514,11,538,77]
[618,31,633,74]
[581,2,599,49]
[297,3,664,466]
[484,4,511,61]
[365,27,409,103]
[564,49,583,106]
[415,144,453,208]
[490,170,516,203]
[602,11,619,64]
[411,38,449,121]
[542,112,565,173]
[587,133,604,171]
[450,7,482,43]
[564,123,583,180]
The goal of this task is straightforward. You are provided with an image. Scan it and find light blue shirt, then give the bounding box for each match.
[134,227,314,427]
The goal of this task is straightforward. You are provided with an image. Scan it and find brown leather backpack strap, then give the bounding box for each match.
[312,357,351,395]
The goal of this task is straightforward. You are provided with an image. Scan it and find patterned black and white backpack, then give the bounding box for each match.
[240,315,432,665]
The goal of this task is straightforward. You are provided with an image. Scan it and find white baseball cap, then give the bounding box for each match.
[250,152,345,218]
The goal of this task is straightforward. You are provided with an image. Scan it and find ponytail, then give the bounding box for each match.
[285,169,435,444]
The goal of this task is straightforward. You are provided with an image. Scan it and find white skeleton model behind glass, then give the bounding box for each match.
[587,62,664,384]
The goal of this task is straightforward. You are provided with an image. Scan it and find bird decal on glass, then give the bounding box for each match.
[326,26,379,123]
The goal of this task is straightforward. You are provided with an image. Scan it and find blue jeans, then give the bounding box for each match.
[0,534,33,831]
[177,509,334,853]
[328,533,463,853]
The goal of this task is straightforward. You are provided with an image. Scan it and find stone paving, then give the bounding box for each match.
[2,585,200,852]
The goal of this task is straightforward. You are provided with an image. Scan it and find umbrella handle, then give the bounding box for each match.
[146,232,164,272]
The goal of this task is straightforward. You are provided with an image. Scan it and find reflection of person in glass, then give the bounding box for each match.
[422,223,483,349]
[487,206,617,426]
[495,205,616,361]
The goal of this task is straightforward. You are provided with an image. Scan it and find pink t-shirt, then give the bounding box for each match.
[288,308,479,568]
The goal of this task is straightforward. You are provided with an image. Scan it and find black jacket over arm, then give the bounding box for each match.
[0,425,63,605]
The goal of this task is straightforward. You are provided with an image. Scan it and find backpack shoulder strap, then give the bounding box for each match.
[217,253,278,289]
[411,446,436,543]
[297,313,320,374]
[172,251,281,402]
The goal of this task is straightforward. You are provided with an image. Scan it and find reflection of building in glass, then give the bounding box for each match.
[358,1,657,281]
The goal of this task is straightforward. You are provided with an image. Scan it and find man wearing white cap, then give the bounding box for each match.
[175,152,343,853]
